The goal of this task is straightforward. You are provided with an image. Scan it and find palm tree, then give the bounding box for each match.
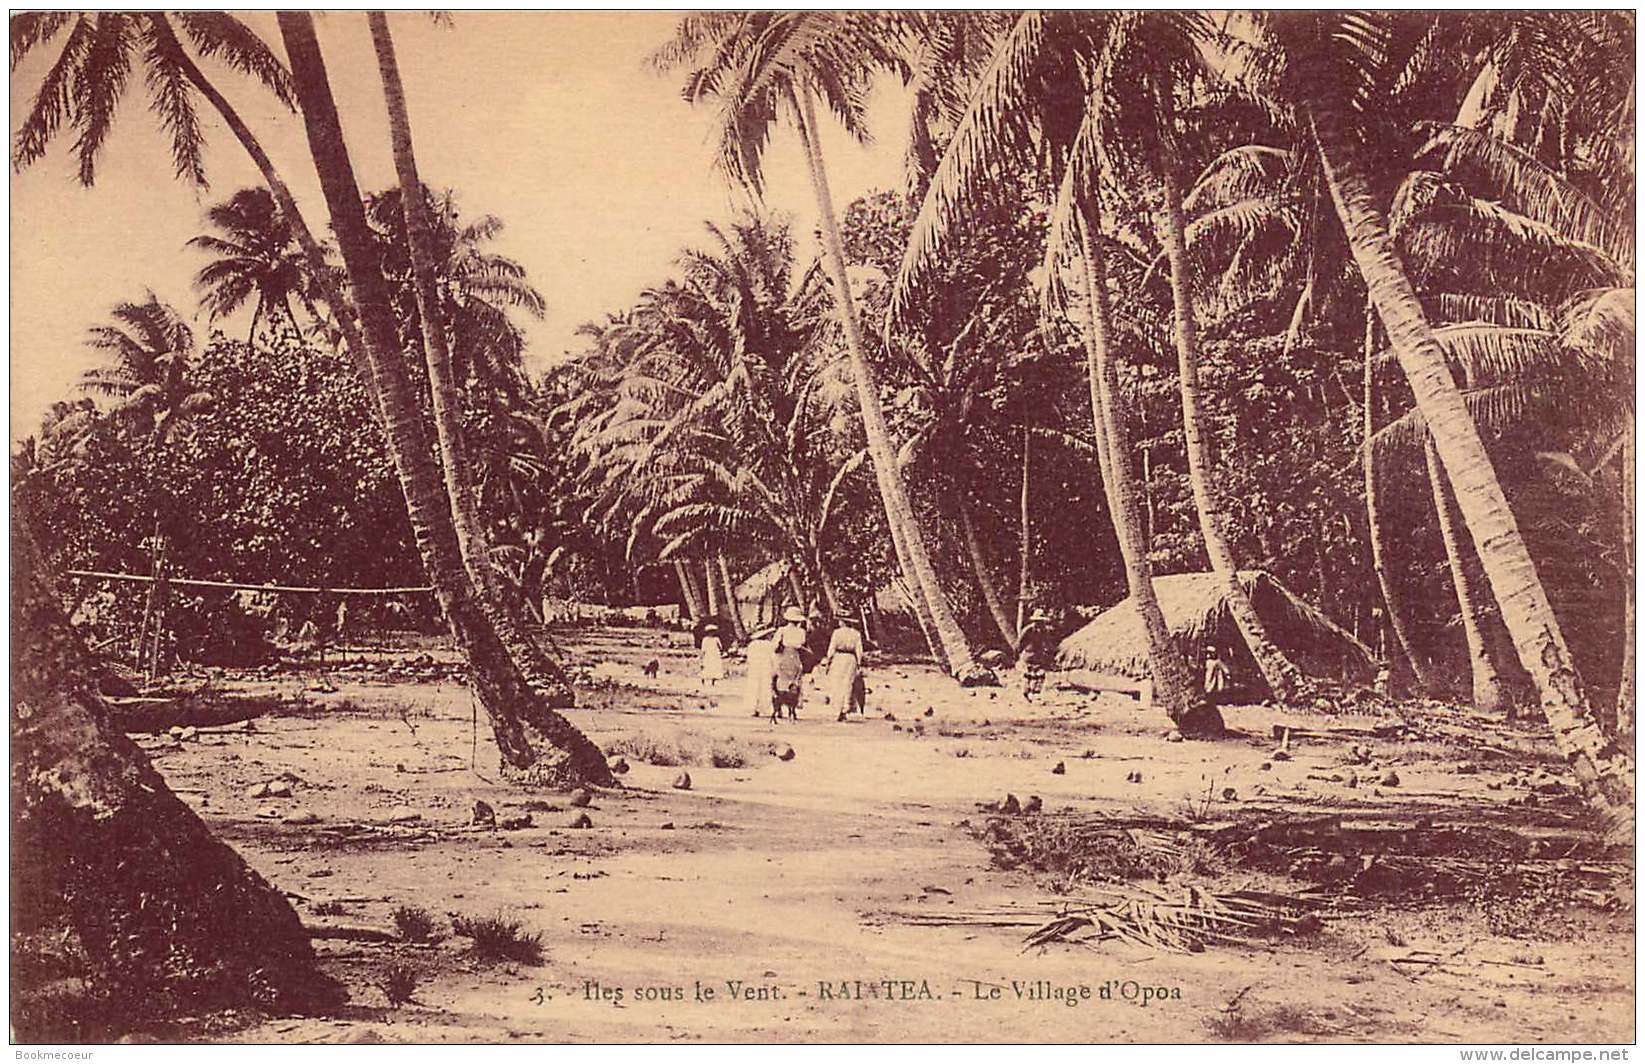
[188,187,311,342]
[81,293,213,678]
[888,12,1203,722]
[653,12,993,684]
[275,11,610,786]
[569,215,866,622]
[1045,11,1309,701]
[12,10,387,432]
[13,10,609,785]
[1269,11,1632,827]
[368,11,568,693]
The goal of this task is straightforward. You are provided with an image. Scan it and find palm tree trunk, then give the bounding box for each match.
[279,12,610,788]
[1425,436,1508,712]
[1618,429,1634,737]
[716,555,748,642]
[246,299,262,346]
[957,486,1019,650]
[1074,202,1202,728]
[673,560,703,620]
[793,84,988,684]
[1311,102,1631,826]
[1364,310,1439,693]
[368,12,574,698]
[11,524,338,1032]
[1017,423,1031,639]
[815,555,844,618]
[1161,166,1303,701]
[704,558,722,616]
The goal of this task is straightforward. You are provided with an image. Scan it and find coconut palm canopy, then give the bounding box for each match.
[1056,571,1378,692]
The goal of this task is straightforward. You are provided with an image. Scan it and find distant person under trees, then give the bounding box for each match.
[1017,609,1058,703]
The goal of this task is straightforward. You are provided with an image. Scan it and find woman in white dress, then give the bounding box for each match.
[743,626,776,717]
[699,620,725,688]
[822,620,865,714]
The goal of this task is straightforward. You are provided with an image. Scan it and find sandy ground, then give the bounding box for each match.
[134,626,1634,1044]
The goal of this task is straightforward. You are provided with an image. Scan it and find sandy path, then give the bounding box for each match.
[139,626,1632,1044]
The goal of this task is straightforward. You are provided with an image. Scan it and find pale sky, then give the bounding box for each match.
[8,11,912,442]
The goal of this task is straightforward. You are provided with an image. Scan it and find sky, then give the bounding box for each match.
[8,11,913,442]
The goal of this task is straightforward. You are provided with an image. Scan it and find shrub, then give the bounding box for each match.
[451,912,544,965]
[378,963,419,1007]
[391,905,438,943]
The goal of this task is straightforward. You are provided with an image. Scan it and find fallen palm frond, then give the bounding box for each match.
[974,808,1626,915]
[887,883,1329,953]
[1021,884,1328,952]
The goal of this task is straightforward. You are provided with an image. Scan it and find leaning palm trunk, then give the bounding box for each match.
[1074,204,1201,728]
[674,559,704,620]
[794,85,987,684]
[1161,167,1304,702]
[1310,104,1631,826]
[279,13,610,788]
[1618,430,1635,737]
[1363,312,1439,693]
[1017,424,1032,639]
[12,524,339,1036]
[704,558,722,616]
[1425,436,1509,712]
[958,484,1020,650]
[716,555,748,642]
[369,13,573,698]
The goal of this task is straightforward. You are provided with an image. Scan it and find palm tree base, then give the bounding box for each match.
[1175,702,1228,739]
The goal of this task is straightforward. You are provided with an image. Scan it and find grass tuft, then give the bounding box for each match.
[451,911,544,965]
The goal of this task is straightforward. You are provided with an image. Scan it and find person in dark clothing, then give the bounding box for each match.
[1017,609,1059,702]
[770,606,808,721]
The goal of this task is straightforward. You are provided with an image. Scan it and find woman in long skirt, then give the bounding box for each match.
[822,620,865,714]
[743,626,776,717]
[699,620,725,688]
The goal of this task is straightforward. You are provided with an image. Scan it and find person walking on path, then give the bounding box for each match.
[770,606,808,722]
[744,624,777,718]
[822,618,866,716]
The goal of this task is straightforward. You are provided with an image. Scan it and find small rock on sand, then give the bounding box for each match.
[1023,796,1043,814]
[569,788,593,808]
[673,772,692,790]
[569,812,593,829]
[1001,793,1021,814]
[284,810,322,825]
[609,757,630,775]
[1381,771,1401,787]
[776,745,796,762]
[472,800,496,826]
[1051,761,1066,775]
[660,822,675,830]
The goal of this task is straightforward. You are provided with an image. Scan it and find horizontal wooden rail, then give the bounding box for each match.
[65,569,433,596]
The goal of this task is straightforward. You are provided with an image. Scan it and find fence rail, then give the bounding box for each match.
[65,569,434,596]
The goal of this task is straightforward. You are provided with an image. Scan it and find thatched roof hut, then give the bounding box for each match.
[1056,571,1377,696]
[733,560,792,633]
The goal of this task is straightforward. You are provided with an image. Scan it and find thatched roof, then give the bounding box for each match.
[1056,571,1376,692]
[734,560,789,604]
